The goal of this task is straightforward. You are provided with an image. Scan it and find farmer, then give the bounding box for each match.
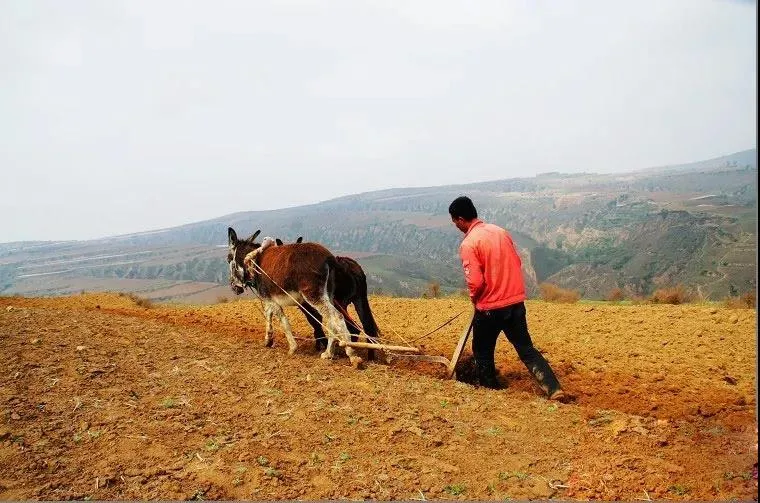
[449,195,566,401]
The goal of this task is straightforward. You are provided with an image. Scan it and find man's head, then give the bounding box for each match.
[449,196,478,233]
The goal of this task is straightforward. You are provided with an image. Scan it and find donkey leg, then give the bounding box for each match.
[323,298,363,369]
[272,304,298,355]
[303,299,337,360]
[350,299,375,361]
[337,320,363,369]
[322,335,338,360]
[335,301,360,342]
[321,311,339,361]
[264,303,275,347]
[299,304,327,351]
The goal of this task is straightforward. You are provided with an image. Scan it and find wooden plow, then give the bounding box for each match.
[339,312,474,379]
[246,257,474,378]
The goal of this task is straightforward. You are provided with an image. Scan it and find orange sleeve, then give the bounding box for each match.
[507,233,522,267]
[459,242,485,303]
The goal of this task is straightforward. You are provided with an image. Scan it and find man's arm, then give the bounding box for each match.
[505,231,522,268]
[460,243,485,305]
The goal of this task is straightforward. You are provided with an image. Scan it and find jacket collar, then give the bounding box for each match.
[464,219,484,238]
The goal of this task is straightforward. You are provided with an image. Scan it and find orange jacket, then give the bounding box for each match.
[458,219,526,310]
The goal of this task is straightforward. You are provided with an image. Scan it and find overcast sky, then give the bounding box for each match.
[1,0,756,242]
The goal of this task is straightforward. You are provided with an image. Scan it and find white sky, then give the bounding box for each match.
[1,0,756,242]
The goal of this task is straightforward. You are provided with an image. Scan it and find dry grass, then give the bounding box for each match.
[539,283,580,303]
[446,288,470,299]
[629,294,647,305]
[649,285,692,305]
[123,293,154,309]
[723,292,756,309]
[606,287,626,302]
[421,282,441,299]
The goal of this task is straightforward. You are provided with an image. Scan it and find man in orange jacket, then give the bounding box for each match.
[449,196,565,400]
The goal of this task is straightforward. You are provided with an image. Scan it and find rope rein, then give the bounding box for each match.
[242,258,461,352]
[406,310,465,344]
[247,260,336,338]
[243,284,317,342]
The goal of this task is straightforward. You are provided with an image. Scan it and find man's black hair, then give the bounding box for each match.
[448,196,478,220]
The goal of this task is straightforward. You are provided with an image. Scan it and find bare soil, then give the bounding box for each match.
[0,293,757,501]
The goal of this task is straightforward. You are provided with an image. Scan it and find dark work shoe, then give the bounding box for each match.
[525,358,562,397]
[479,376,502,389]
[476,363,502,389]
[548,389,573,403]
[548,389,566,401]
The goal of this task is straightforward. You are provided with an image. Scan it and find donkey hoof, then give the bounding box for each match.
[320,350,333,360]
[349,356,364,370]
[288,345,298,356]
[376,350,392,365]
[264,337,274,348]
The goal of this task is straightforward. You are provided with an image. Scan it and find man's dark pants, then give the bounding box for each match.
[472,301,561,395]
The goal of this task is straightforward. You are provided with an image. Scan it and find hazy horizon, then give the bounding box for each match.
[1,146,755,244]
[2,0,756,242]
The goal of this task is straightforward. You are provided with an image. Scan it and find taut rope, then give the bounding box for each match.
[243,258,462,354]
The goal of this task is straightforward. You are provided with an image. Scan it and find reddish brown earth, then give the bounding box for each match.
[0,293,757,501]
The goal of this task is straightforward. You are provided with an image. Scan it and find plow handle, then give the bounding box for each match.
[447,311,475,379]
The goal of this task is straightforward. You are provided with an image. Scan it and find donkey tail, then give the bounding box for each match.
[353,274,379,340]
[324,256,339,300]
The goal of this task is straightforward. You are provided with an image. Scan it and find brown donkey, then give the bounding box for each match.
[274,237,380,360]
[227,227,363,368]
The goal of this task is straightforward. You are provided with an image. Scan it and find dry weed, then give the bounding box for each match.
[126,293,154,309]
[606,287,626,302]
[650,285,692,305]
[539,283,580,303]
[723,292,756,309]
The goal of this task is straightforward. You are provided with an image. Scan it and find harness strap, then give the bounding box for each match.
[333,301,380,344]
[241,254,462,351]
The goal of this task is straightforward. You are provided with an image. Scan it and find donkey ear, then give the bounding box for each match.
[275,238,283,246]
[245,229,261,243]
[228,227,238,245]
[296,236,303,243]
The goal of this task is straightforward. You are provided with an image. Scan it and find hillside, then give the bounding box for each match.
[0,149,756,301]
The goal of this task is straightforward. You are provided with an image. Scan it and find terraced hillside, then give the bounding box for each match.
[1,149,756,300]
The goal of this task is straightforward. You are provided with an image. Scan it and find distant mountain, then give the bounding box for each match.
[1,149,756,302]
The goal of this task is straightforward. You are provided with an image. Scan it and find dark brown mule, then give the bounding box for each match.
[274,237,380,360]
[227,227,363,368]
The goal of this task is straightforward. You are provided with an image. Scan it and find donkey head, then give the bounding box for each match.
[227,227,261,294]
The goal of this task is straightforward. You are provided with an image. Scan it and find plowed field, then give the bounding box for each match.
[0,293,757,500]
